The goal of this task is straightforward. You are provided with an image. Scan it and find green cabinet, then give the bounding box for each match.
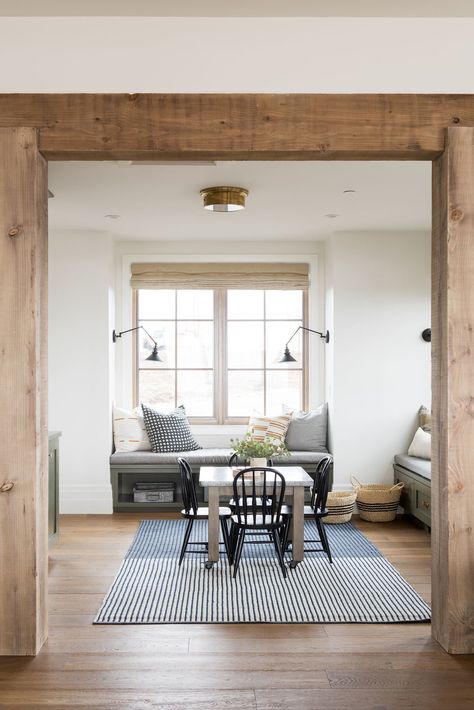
[393,464,431,529]
[48,432,60,545]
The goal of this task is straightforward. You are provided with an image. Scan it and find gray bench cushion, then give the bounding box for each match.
[110,447,329,467]
[394,454,431,480]
[273,449,328,465]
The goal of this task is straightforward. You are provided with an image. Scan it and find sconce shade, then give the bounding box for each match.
[279,346,297,363]
[146,345,162,362]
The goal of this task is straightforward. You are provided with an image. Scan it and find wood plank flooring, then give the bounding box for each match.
[1,514,473,710]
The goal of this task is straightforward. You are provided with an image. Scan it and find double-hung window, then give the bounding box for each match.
[132,263,309,423]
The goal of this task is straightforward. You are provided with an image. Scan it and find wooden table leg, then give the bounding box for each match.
[291,487,305,563]
[207,487,220,564]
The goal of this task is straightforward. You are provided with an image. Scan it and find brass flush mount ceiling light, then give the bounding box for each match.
[200,186,249,212]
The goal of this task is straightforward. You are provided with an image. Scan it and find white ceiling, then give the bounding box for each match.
[48,161,431,242]
[2,1,473,16]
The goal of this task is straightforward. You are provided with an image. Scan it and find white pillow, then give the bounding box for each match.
[113,406,151,452]
[408,427,431,460]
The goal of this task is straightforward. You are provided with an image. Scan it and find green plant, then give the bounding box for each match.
[230,432,289,461]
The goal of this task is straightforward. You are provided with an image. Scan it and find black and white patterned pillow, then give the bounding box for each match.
[141,404,201,453]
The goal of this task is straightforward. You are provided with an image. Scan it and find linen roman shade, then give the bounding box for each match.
[130,263,309,290]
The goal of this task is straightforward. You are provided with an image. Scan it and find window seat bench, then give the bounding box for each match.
[110,448,331,512]
[393,454,431,529]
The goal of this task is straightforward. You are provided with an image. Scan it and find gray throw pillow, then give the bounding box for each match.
[142,404,201,453]
[284,403,328,452]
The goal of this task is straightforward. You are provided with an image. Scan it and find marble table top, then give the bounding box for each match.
[199,465,313,487]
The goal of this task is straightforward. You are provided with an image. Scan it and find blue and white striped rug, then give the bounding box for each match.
[94,519,431,624]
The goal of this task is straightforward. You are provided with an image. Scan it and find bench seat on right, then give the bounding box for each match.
[393,454,431,529]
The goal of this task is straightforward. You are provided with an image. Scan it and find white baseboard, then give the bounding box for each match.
[60,484,113,514]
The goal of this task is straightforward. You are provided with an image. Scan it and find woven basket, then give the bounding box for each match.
[325,490,357,524]
[351,476,404,522]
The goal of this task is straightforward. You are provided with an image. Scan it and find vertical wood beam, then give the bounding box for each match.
[0,128,48,655]
[432,127,474,654]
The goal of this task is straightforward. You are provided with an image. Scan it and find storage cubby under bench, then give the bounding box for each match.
[393,453,431,529]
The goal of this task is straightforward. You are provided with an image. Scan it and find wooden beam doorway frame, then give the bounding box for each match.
[0,94,473,656]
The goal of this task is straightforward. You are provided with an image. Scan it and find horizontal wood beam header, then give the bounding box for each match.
[0,93,474,160]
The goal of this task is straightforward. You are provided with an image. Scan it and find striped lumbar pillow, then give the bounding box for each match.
[113,406,151,452]
[248,413,292,444]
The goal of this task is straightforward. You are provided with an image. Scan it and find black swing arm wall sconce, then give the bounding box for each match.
[280,325,330,363]
[112,326,162,361]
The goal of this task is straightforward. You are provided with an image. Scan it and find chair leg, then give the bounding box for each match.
[320,520,333,563]
[273,528,287,579]
[232,528,246,578]
[315,517,328,558]
[178,518,194,566]
[230,521,239,559]
[269,528,281,556]
[316,517,333,563]
[220,517,232,564]
[282,515,292,553]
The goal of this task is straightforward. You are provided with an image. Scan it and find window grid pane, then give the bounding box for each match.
[225,289,304,418]
[137,289,216,418]
[136,287,307,420]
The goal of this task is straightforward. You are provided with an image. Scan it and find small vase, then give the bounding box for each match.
[249,457,267,468]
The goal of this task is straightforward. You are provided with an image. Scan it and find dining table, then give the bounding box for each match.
[199,465,314,568]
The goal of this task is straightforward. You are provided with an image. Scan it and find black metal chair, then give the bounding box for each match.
[282,455,333,564]
[228,452,273,511]
[177,457,232,566]
[230,467,288,579]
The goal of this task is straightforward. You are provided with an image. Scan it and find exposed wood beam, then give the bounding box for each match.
[432,126,474,654]
[0,94,472,658]
[0,94,473,160]
[0,128,48,655]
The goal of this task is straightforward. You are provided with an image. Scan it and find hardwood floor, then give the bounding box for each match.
[1,514,473,710]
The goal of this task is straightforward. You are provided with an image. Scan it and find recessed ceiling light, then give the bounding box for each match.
[343,189,356,194]
[324,213,340,219]
[104,214,121,219]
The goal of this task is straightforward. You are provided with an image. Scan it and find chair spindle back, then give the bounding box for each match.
[178,457,198,515]
[233,467,286,526]
[310,456,333,512]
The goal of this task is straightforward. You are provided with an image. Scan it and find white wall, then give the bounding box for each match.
[326,231,431,488]
[0,17,474,92]
[48,230,115,513]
